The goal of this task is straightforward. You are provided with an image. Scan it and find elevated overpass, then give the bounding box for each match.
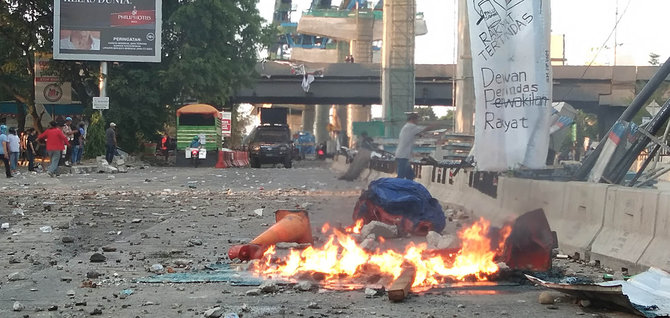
[232,62,668,110]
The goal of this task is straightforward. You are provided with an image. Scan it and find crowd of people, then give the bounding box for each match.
[0,117,88,178]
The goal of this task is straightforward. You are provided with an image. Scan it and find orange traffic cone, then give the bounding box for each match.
[228,210,313,261]
[215,150,227,168]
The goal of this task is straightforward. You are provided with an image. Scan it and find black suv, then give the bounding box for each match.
[247,124,293,168]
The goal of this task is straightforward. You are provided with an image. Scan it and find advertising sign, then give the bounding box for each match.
[220,111,232,137]
[54,0,162,62]
[34,53,73,104]
[467,0,552,171]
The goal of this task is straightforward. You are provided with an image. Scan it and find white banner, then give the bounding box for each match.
[467,0,552,171]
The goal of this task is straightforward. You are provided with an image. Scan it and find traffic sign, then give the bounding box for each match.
[92,97,110,110]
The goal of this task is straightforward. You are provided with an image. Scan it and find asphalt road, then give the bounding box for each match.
[0,160,637,317]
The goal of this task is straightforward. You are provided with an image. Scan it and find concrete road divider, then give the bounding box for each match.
[591,187,659,271]
[637,191,670,272]
[550,181,609,258]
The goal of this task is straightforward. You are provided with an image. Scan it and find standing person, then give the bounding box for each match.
[160,132,170,162]
[62,117,74,166]
[394,113,436,180]
[0,125,11,178]
[7,128,20,175]
[26,128,38,172]
[38,121,69,177]
[72,122,85,165]
[105,122,117,164]
[19,130,27,167]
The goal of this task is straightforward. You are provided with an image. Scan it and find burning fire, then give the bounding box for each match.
[252,218,512,289]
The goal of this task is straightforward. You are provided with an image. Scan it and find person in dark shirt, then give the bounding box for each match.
[26,128,38,172]
[105,123,117,164]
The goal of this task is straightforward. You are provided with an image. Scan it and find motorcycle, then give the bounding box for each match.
[186,147,206,167]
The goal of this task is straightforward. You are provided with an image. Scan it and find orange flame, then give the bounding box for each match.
[252,218,511,289]
[344,219,364,234]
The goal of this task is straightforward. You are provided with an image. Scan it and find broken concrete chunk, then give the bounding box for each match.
[259,281,279,293]
[426,231,457,250]
[204,307,225,318]
[360,221,397,239]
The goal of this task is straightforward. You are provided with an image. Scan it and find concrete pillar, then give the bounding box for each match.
[336,105,348,146]
[454,0,475,134]
[351,12,374,63]
[314,104,330,144]
[302,105,315,134]
[347,104,371,147]
[382,0,416,137]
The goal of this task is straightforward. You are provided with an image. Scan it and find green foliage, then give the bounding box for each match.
[163,0,274,105]
[649,52,661,66]
[438,109,455,121]
[105,63,169,153]
[414,106,436,120]
[85,112,106,159]
[0,0,52,131]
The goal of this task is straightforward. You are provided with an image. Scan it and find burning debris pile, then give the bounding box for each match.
[252,217,512,289]
[226,207,556,301]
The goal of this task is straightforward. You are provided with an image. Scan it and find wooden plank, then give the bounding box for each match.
[387,266,416,302]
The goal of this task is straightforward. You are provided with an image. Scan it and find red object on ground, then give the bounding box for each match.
[502,209,557,272]
[215,150,227,168]
[228,210,313,261]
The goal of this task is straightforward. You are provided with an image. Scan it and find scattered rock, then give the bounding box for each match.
[8,272,27,281]
[364,287,385,298]
[426,231,458,250]
[259,281,279,293]
[295,280,314,291]
[538,291,555,304]
[102,246,117,252]
[87,271,101,279]
[245,289,261,296]
[62,236,75,243]
[360,237,378,251]
[360,221,398,239]
[66,289,75,297]
[12,301,24,311]
[188,238,203,246]
[90,308,103,315]
[131,219,142,223]
[547,305,559,310]
[579,299,591,308]
[204,307,225,318]
[307,302,321,309]
[90,253,106,263]
[150,264,165,274]
[457,304,466,309]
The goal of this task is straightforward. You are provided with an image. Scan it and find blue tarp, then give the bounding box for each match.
[364,178,446,233]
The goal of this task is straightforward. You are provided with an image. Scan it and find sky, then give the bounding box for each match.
[256,0,670,66]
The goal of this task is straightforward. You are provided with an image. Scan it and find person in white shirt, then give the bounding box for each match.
[7,127,21,175]
[395,113,436,180]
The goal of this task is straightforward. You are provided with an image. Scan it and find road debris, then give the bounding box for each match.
[387,266,416,302]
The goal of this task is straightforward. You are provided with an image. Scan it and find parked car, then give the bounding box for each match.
[246,124,293,168]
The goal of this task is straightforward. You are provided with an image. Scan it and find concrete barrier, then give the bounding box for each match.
[495,177,534,222]
[590,187,659,271]
[549,182,609,258]
[637,191,670,272]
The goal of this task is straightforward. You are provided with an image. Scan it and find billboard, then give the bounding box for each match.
[34,53,73,104]
[54,0,161,62]
[220,111,232,137]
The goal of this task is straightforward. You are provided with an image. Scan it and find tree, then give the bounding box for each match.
[84,112,106,159]
[0,0,52,132]
[414,106,436,120]
[649,52,661,66]
[163,0,274,106]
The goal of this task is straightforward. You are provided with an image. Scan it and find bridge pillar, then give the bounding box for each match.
[314,104,330,144]
[351,12,374,63]
[347,104,371,147]
[454,0,475,134]
[302,105,315,133]
[382,0,416,137]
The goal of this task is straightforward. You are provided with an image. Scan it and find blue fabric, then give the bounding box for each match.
[0,134,6,155]
[396,158,414,180]
[366,178,446,233]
